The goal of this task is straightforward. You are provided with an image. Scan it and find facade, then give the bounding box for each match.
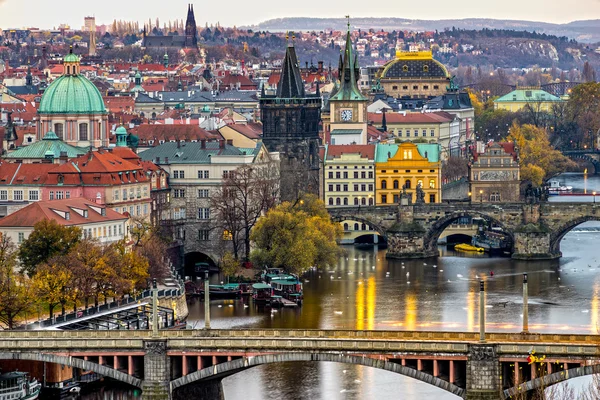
[328,26,368,145]
[425,86,475,151]
[139,140,278,265]
[494,87,563,112]
[469,142,520,203]
[0,198,129,246]
[376,51,450,98]
[260,43,321,201]
[0,163,55,217]
[142,4,197,49]
[323,145,375,207]
[37,48,109,148]
[375,142,441,205]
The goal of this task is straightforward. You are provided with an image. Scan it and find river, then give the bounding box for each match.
[82,173,600,399]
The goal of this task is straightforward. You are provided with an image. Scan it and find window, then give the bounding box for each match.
[361,197,366,205]
[173,207,186,220]
[335,172,340,179]
[143,186,148,197]
[328,184,334,192]
[368,184,373,191]
[381,180,387,189]
[335,198,341,205]
[343,198,348,205]
[198,207,210,219]
[417,180,423,188]
[361,184,366,192]
[398,129,402,137]
[49,191,54,200]
[413,85,418,90]
[423,85,429,90]
[414,129,418,137]
[328,198,334,205]
[354,198,359,205]
[137,188,141,198]
[490,192,501,202]
[54,123,64,139]
[402,65,408,72]
[13,190,23,201]
[344,223,349,230]
[402,85,408,90]
[423,65,429,72]
[143,204,148,215]
[369,197,374,205]
[119,225,122,235]
[122,189,127,200]
[405,180,411,189]
[342,171,348,179]
[361,171,366,179]
[392,85,398,90]
[354,223,359,230]
[79,123,88,141]
[329,172,334,179]
[430,129,435,137]
[174,189,185,198]
[343,184,348,192]
[199,230,210,241]
[381,194,387,203]
[429,194,436,203]
[18,232,24,244]
[393,180,399,189]
[393,194,399,203]
[173,170,185,179]
[429,180,435,188]
[114,189,119,200]
[422,129,426,137]
[368,171,373,179]
[406,130,410,137]
[198,189,209,198]
[353,184,359,191]
[0,190,6,200]
[136,205,141,215]
[56,191,64,200]
[198,170,209,179]
[433,85,439,90]
[29,190,38,201]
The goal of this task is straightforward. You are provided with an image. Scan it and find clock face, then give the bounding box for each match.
[340,109,353,121]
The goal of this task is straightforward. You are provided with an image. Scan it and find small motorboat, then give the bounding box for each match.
[454,243,485,252]
[547,180,573,195]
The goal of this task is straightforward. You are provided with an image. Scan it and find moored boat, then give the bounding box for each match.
[197,284,242,299]
[454,243,485,252]
[252,283,273,304]
[0,371,41,400]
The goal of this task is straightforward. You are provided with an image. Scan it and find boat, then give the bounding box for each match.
[252,283,273,304]
[454,243,485,252]
[547,180,573,195]
[270,276,303,306]
[197,284,242,299]
[472,230,512,254]
[0,371,41,400]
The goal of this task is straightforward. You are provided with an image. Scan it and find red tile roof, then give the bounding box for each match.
[103,96,135,113]
[0,198,127,227]
[368,112,454,125]
[326,144,376,160]
[0,163,56,186]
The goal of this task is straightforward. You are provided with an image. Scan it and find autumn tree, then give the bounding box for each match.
[19,220,81,276]
[136,234,171,282]
[250,194,341,275]
[507,122,575,186]
[0,236,34,329]
[67,239,104,309]
[211,162,279,261]
[442,156,469,182]
[33,261,75,318]
[566,82,600,149]
[111,240,149,295]
[220,252,241,282]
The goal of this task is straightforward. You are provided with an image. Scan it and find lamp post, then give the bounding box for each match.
[594,191,597,204]
[204,270,210,329]
[152,278,158,337]
[479,189,483,205]
[468,191,472,203]
[522,273,529,334]
[479,281,486,342]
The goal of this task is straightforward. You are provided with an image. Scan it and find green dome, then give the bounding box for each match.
[115,126,127,135]
[38,74,106,114]
[63,52,80,63]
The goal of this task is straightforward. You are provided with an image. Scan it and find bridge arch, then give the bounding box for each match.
[170,353,465,398]
[423,211,514,253]
[330,215,386,237]
[564,153,600,174]
[550,215,600,254]
[0,352,142,388]
[503,364,600,399]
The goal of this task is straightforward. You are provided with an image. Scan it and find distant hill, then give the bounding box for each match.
[243,18,600,43]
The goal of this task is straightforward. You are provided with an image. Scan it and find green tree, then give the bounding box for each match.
[220,252,241,282]
[33,261,75,318]
[250,194,341,275]
[19,220,81,276]
[0,236,34,329]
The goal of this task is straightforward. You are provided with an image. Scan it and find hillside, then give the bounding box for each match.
[244,18,600,43]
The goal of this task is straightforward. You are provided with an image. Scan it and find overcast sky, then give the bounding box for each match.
[0,0,599,29]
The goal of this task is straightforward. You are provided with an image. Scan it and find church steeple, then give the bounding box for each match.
[330,20,366,102]
[63,46,81,76]
[184,3,198,48]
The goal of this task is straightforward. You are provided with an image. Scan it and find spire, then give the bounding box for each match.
[382,109,388,132]
[276,43,305,98]
[330,17,366,102]
[316,81,320,97]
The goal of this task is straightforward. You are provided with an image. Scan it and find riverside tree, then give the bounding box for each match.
[0,236,34,328]
[250,194,341,275]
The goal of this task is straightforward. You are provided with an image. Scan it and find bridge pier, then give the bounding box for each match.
[466,344,500,400]
[512,230,560,260]
[142,340,171,399]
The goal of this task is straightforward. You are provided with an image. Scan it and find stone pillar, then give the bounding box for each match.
[512,229,558,260]
[142,340,171,400]
[466,344,500,400]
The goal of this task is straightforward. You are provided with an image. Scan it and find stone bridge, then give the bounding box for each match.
[562,150,600,174]
[2,330,600,400]
[329,202,600,259]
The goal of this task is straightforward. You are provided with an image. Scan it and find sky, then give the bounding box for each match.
[0,0,599,29]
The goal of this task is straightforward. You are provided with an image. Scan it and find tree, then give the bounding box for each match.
[111,241,149,296]
[19,220,81,276]
[507,122,575,186]
[566,82,600,149]
[136,234,171,282]
[211,162,279,261]
[67,239,104,309]
[0,236,34,329]
[33,261,75,318]
[250,194,341,275]
[220,252,241,282]
[442,156,469,182]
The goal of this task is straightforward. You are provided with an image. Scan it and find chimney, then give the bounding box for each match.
[305,61,308,69]
[226,139,233,146]
[155,157,160,164]
[318,61,324,72]
[219,139,225,149]
[165,157,169,164]
[200,139,206,149]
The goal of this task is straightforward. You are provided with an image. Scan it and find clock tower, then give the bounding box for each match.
[329,20,368,145]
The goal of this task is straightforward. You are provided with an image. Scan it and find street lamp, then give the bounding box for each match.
[468,191,472,203]
[594,191,597,204]
[479,189,483,205]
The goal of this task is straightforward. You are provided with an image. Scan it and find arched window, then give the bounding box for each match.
[368,197,374,206]
[79,123,88,141]
[66,66,70,75]
[429,179,435,188]
[405,180,411,189]
[336,198,341,205]
[354,198,359,205]
[361,223,366,231]
[354,223,359,231]
[328,198,333,205]
[343,223,349,231]
[381,180,387,189]
[361,197,366,205]
[343,198,348,205]
[54,123,64,139]
[393,180,399,189]
[417,180,423,188]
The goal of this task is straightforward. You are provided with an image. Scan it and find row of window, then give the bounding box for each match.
[82,224,123,240]
[113,187,148,201]
[53,122,93,141]
[328,171,374,179]
[380,193,436,203]
[396,129,436,138]
[391,84,440,91]
[114,204,149,216]
[171,207,211,220]
[328,184,374,192]
[380,179,436,189]
[328,197,375,206]
[327,166,373,169]
[342,223,373,231]
[172,170,232,180]
[0,190,38,201]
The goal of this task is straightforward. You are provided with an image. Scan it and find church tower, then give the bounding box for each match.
[184,4,198,48]
[260,38,322,201]
[328,20,368,145]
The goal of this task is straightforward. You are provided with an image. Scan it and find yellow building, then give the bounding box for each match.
[376,51,450,98]
[375,142,441,205]
[323,144,376,207]
[493,87,564,112]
